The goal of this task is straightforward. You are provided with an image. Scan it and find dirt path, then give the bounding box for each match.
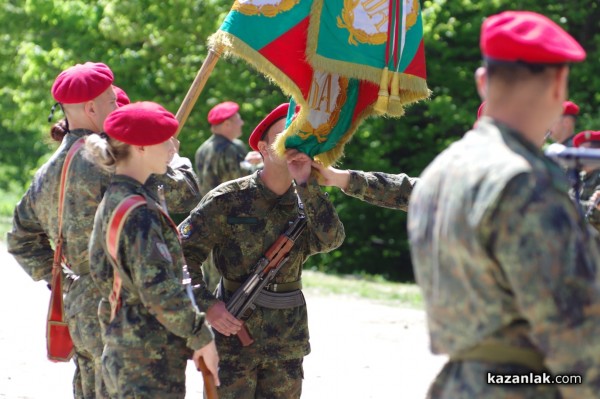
[0,245,446,398]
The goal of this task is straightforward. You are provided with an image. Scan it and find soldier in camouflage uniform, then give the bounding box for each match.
[6,63,201,399]
[311,162,418,211]
[87,101,218,398]
[194,101,262,292]
[569,131,600,225]
[548,100,579,147]
[180,103,345,399]
[408,11,600,398]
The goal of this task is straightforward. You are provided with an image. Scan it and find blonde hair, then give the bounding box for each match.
[84,133,130,173]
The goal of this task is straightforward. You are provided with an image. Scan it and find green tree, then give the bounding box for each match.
[1,0,599,281]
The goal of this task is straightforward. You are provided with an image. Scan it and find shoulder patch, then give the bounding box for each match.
[179,220,193,238]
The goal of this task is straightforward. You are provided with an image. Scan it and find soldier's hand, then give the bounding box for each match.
[285,149,312,184]
[193,341,220,386]
[206,301,243,336]
[311,161,350,190]
[244,151,263,165]
[591,190,600,211]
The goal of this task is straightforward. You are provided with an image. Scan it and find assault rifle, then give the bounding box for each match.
[226,214,307,346]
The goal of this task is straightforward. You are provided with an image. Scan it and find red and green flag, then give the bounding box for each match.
[209,0,429,165]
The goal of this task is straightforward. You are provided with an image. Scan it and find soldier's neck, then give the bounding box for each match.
[259,166,292,196]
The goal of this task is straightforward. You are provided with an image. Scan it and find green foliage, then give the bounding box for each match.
[1,0,599,280]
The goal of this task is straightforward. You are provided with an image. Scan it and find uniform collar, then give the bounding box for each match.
[480,117,543,156]
[67,128,95,139]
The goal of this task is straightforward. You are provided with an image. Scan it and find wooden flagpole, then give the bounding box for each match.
[174,47,222,137]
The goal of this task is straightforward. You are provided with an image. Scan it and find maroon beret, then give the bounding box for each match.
[249,103,291,151]
[480,11,586,64]
[51,62,114,104]
[207,101,239,125]
[103,102,178,146]
[113,85,130,107]
[563,100,579,116]
[573,131,600,148]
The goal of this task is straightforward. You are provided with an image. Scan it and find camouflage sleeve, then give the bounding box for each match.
[179,196,227,311]
[88,209,113,299]
[148,154,201,214]
[6,189,54,282]
[217,144,252,183]
[343,170,418,211]
[125,209,214,350]
[483,173,600,395]
[295,176,345,255]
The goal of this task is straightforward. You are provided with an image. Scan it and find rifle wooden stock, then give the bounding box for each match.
[197,357,219,399]
[175,47,221,137]
[236,323,255,347]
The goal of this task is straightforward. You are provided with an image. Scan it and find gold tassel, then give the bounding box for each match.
[374,67,390,115]
[387,72,405,117]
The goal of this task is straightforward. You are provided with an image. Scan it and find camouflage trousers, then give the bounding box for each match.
[216,357,303,399]
[427,360,561,399]
[102,342,190,399]
[66,277,108,399]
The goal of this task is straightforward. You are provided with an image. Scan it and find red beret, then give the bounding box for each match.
[563,100,579,116]
[480,11,586,64]
[477,101,486,119]
[103,102,178,146]
[113,85,130,107]
[573,131,600,148]
[207,101,239,125]
[249,103,291,151]
[52,62,114,104]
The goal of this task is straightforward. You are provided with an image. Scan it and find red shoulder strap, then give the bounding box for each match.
[105,194,146,321]
[106,195,147,261]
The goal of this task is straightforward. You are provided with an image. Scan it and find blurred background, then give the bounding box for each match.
[1,0,599,282]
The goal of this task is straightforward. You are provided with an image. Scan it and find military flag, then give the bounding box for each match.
[209,0,428,165]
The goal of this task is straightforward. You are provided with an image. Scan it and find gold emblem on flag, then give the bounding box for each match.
[337,0,419,46]
[298,72,349,143]
[233,0,300,17]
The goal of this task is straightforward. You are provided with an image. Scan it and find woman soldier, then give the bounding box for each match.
[7,63,201,398]
[86,101,219,398]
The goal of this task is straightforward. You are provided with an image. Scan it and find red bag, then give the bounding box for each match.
[46,248,75,362]
[45,138,84,362]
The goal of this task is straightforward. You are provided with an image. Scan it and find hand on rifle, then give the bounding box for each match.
[285,149,312,184]
[311,161,350,191]
[193,340,220,386]
[206,301,243,336]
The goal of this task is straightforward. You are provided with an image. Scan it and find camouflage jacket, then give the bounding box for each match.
[7,129,201,283]
[88,174,213,350]
[194,133,255,196]
[7,129,200,320]
[179,172,345,360]
[408,118,600,396]
[344,170,418,211]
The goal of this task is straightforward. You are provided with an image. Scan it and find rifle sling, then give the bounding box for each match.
[222,276,302,293]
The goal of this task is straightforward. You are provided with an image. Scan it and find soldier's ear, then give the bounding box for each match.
[257,140,268,155]
[475,66,487,101]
